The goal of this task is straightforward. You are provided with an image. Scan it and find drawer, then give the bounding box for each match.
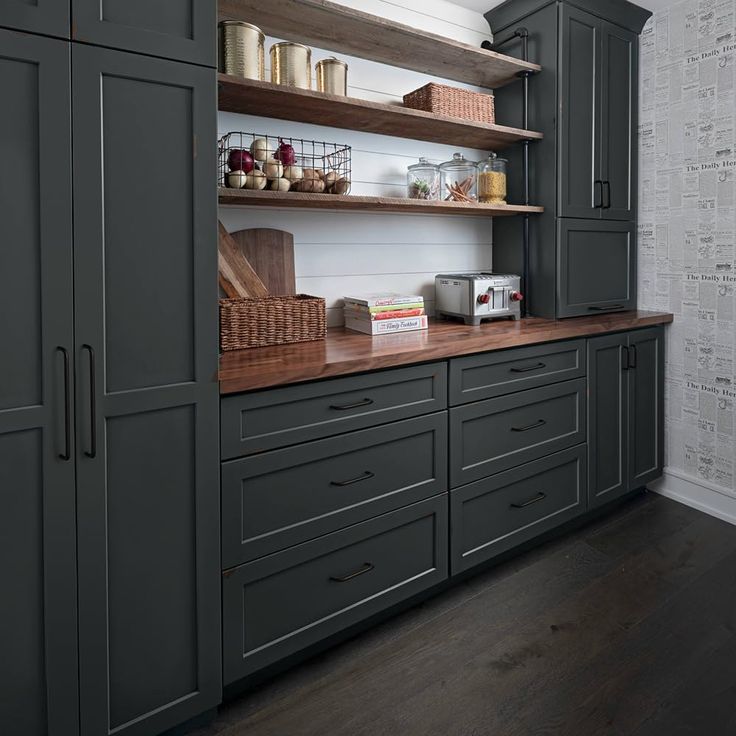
[221,413,448,567]
[449,339,585,405]
[450,379,586,487]
[451,446,586,574]
[222,496,448,683]
[221,362,447,459]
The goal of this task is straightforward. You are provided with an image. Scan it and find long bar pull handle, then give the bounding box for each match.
[511,419,547,432]
[603,181,612,209]
[621,345,630,371]
[510,492,546,509]
[82,344,97,458]
[594,180,603,208]
[330,471,375,487]
[57,347,71,461]
[329,562,374,583]
[329,398,374,411]
[629,345,637,368]
[510,362,546,373]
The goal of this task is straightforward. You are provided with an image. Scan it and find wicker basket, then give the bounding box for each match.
[220,294,326,351]
[403,82,495,124]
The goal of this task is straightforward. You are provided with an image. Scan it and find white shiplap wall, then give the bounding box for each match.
[218,0,494,326]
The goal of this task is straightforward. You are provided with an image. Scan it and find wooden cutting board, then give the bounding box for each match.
[218,221,268,298]
[230,228,296,296]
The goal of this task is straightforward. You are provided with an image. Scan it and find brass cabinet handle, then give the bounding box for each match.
[510,362,546,373]
[330,471,375,487]
[329,562,374,583]
[329,398,374,411]
[510,492,546,509]
[511,419,546,432]
[82,344,97,458]
[57,347,71,461]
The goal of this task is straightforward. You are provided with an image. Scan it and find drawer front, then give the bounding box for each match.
[451,447,586,574]
[449,340,585,405]
[222,497,448,682]
[221,362,447,459]
[221,413,448,567]
[450,379,586,487]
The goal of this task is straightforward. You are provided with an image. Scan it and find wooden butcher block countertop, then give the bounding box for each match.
[219,311,674,394]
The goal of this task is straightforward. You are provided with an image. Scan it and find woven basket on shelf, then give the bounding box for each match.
[219,294,326,351]
[403,82,495,124]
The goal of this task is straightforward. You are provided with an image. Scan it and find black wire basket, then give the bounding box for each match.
[218,132,352,195]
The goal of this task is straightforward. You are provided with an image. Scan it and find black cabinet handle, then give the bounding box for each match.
[330,398,374,411]
[594,180,603,208]
[82,344,97,459]
[330,562,374,583]
[510,492,546,509]
[588,305,625,312]
[511,419,547,432]
[629,345,637,368]
[510,362,546,373]
[603,181,611,209]
[57,347,71,461]
[330,471,375,487]
[621,345,629,371]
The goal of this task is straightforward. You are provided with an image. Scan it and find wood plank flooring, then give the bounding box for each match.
[194,493,736,736]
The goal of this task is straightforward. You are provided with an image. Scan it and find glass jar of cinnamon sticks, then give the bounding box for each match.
[439,152,477,202]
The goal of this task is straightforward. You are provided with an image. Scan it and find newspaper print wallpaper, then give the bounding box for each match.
[638,0,736,491]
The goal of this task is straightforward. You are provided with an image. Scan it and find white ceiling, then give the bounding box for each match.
[453,0,673,14]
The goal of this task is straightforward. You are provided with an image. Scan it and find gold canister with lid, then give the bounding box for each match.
[270,42,312,90]
[219,21,264,80]
[316,57,348,96]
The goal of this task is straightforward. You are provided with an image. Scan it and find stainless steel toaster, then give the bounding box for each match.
[435,272,523,325]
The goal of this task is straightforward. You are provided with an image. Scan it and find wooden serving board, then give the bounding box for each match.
[218,221,268,298]
[230,228,296,296]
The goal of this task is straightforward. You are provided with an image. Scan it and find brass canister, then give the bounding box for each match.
[316,57,348,96]
[270,42,312,90]
[219,21,264,80]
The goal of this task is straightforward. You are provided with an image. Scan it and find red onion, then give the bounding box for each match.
[274,139,296,166]
[227,149,254,173]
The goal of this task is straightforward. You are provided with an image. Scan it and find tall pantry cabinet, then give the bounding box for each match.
[0,4,220,736]
[486,0,651,319]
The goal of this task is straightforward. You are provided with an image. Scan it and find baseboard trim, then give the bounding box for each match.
[649,468,736,526]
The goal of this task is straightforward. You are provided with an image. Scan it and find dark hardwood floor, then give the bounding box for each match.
[195,493,736,736]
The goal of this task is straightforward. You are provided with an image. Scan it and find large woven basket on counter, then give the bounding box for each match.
[403,82,495,124]
[220,294,326,351]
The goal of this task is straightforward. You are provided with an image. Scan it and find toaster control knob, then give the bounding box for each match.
[510,291,524,302]
[477,293,491,305]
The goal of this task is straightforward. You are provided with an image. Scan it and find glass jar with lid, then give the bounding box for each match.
[407,157,440,200]
[477,152,508,204]
[439,152,477,202]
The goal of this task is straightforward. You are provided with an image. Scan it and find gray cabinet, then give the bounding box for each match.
[588,327,664,508]
[557,219,636,317]
[71,45,220,736]
[71,0,216,66]
[0,29,78,736]
[0,0,69,38]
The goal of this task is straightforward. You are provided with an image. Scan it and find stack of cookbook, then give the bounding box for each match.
[343,293,428,335]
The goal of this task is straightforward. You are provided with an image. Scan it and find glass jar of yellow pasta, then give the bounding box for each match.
[477,153,507,204]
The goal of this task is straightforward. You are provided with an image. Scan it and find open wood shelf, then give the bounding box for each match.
[217,0,540,89]
[218,76,543,150]
[218,188,544,217]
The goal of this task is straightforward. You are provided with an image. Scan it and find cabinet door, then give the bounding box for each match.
[72,46,220,736]
[558,4,602,219]
[600,21,638,220]
[0,30,78,736]
[0,0,69,38]
[72,0,215,66]
[587,333,629,508]
[628,327,664,488]
[557,218,636,317]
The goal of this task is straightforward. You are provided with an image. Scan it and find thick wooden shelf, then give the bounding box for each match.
[218,0,540,89]
[218,76,543,150]
[219,312,675,393]
[218,188,544,217]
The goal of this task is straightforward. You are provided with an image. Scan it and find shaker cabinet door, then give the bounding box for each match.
[600,21,638,221]
[0,30,78,736]
[558,4,602,219]
[557,218,636,317]
[71,45,220,736]
[71,0,216,66]
[0,0,69,38]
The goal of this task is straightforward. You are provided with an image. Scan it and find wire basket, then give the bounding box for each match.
[218,132,352,195]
